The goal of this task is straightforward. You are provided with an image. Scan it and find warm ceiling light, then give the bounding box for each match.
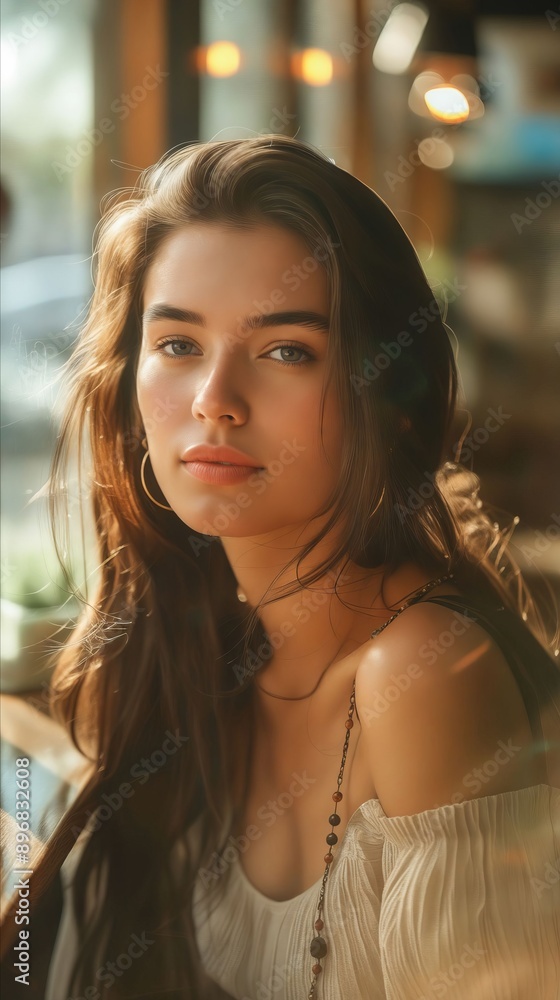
[292,48,333,86]
[372,3,429,74]
[409,71,444,114]
[205,41,241,78]
[424,84,470,122]
[450,74,484,120]
[409,70,484,121]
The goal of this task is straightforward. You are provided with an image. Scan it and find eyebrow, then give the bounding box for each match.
[142,303,329,333]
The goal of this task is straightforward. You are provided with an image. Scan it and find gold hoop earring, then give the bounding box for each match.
[140,438,173,511]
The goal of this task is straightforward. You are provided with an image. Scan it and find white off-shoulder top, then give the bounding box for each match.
[190,783,560,1000]
[44,591,560,999]
[188,590,560,998]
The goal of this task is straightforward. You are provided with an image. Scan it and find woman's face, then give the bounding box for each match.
[136,222,344,538]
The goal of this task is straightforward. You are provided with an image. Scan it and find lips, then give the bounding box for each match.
[180,443,263,468]
[180,442,267,487]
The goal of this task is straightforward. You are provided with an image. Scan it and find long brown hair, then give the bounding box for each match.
[2,135,559,997]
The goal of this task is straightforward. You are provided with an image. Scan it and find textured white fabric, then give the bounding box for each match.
[44,784,560,999]
[191,783,560,1000]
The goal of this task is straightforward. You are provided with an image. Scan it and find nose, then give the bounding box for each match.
[191,350,249,425]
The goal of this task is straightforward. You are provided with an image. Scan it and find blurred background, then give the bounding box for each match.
[0,0,560,960]
[1,0,559,858]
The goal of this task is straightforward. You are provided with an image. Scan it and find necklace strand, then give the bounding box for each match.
[255,651,343,701]
[305,572,454,998]
[254,576,449,701]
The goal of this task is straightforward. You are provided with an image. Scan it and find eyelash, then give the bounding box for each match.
[153,338,315,368]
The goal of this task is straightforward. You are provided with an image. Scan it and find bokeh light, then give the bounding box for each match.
[424,84,470,122]
[292,48,333,86]
[204,41,241,78]
[373,2,429,74]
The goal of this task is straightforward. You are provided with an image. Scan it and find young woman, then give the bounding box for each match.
[2,135,559,999]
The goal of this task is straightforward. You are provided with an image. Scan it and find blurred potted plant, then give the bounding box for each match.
[1,554,80,694]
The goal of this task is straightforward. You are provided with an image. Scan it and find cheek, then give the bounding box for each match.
[312,390,344,467]
[135,361,178,432]
[288,406,343,503]
[136,356,159,406]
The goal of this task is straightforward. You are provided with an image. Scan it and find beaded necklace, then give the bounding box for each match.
[304,572,455,997]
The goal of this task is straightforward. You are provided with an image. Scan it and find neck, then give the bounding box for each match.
[221,520,436,703]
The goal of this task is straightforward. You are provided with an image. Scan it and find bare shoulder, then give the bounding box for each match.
[354,597,540,817]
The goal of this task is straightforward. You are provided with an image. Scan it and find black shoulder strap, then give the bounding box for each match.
[414,595,559,773]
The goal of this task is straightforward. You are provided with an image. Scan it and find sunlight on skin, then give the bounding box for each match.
[136,221,421,704]
[449,640,492,675]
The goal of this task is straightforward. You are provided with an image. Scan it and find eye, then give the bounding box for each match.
[154,337,314,368]
[154,338,199,358]
[264,343,314,367]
